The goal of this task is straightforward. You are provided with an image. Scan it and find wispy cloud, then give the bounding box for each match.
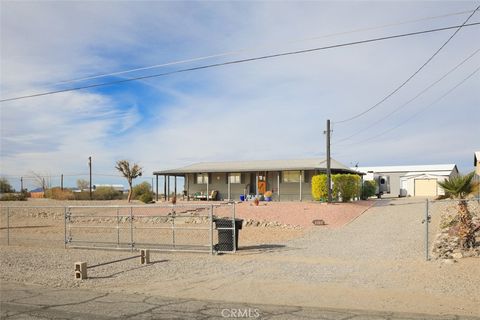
[1,1,479,189]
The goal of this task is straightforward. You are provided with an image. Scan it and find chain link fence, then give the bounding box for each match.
[1,203,241,254]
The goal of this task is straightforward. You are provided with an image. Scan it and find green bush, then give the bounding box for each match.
[332,174,361,202]
[311,174,328,201]
[93,187,123,200]
[361,180,377,200]
[0,193,27,201]
[132,182,153,200]
[0,178,14,193]
[139,193,153,203]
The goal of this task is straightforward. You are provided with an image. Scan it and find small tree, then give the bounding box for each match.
[30,171,50,191]
[0,178,14,193]
[76,179,89,191]
[437,172,476,248]
[115,160,142,202]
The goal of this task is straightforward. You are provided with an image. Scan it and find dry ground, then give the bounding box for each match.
[1,198,479,318]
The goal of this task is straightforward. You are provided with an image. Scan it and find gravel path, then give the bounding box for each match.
[1,198,479,317]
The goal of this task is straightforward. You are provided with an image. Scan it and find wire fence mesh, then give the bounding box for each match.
[1,203,241,253]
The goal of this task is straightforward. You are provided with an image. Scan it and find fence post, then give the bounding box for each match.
[7,207,10,246]
[172,205,176,249]
[210,204,214,254]
[233,202,237,252]
[116,207,120,247]
[64,207,67,249]
[425,198,430,261]
[130,207,134,252]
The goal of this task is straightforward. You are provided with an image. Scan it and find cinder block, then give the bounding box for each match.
[140,249,150,265]
[75,262,87,280]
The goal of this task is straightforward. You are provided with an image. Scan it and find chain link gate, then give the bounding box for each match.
[64,203,239,253]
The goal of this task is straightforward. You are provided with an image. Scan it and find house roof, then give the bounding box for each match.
[352,164,458,174]
[475,151,480,166]
[154,158,359,175]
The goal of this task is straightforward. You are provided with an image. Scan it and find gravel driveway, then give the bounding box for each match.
[1,198,479,317]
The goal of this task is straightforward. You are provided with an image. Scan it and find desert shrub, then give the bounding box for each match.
[0,193,27,201]
[44,187,75,200]
[361,180,377,200]
[311,174,328,201]
[73,191,91,200]
[332,174,361,202]
[139,192,153,203]
[93,187,123,200]
[132,182,153,200]
[0,178,14,193]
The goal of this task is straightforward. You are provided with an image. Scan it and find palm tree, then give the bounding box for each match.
[438,172,476,248]
[115,160,142,203]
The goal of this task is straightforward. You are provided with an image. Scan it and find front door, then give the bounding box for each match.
[258,173,267,194]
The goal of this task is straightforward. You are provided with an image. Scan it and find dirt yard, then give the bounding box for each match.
[1,198,479,317]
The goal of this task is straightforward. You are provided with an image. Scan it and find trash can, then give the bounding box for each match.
[239,195,245,201]
[214,218,243,251]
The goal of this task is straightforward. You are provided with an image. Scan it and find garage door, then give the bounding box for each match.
[414,179,438,196]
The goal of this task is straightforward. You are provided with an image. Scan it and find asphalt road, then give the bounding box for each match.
[1,282,479,320]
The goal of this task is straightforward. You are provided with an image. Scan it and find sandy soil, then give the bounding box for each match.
[1,198,479,317]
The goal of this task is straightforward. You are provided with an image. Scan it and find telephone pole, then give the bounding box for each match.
[88,156,92,200]
[61,174,64,191]
[326,119,332,203]
[20,177,23,193]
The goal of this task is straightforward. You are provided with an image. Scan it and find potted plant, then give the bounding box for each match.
[264,191,273,202]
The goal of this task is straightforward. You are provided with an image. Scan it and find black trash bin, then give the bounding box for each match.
[214,218,243,251]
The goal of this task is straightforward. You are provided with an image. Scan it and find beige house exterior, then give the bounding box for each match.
[153,158,361,202]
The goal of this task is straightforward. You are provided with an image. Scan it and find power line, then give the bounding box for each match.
[53,9,476,86]
[334,5,480,124]
[2,22,480,103]
[334,65,480,148]
[334,47,480,143]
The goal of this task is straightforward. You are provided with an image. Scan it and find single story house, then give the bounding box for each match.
[153,158,361,201]
[352,164,459,197]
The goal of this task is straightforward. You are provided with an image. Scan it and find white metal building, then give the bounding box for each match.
[352,164,459,197]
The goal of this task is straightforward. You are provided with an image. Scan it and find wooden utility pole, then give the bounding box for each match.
[61,174,64,191]
[88,156,92,200]
[20,177,23,193]
[326,119,332,203]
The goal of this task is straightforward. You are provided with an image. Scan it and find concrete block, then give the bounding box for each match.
[140,249,150,265]
[75,262,87,280]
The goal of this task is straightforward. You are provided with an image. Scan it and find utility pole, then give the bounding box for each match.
[88,156,92,200]
[20,177,23,193]
[325,119,332,203]
[61,174,64,191]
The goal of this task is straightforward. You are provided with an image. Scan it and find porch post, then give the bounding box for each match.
[228,174,231,200]
[206,175,209,202]
[163,175,167,201]
[299,170,303,202]
[186,174,190,201]
[255,173,259,195]
[277,172,281,202]
[174,176,177,198]
[167,175,170,201]
[155,175,159,201]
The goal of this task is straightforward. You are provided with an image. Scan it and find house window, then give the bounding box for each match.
[196,173,209,184]
[282,170,304,183]
[229,173,241,184]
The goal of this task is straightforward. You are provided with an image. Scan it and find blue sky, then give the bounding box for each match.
[1,1,479,191]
